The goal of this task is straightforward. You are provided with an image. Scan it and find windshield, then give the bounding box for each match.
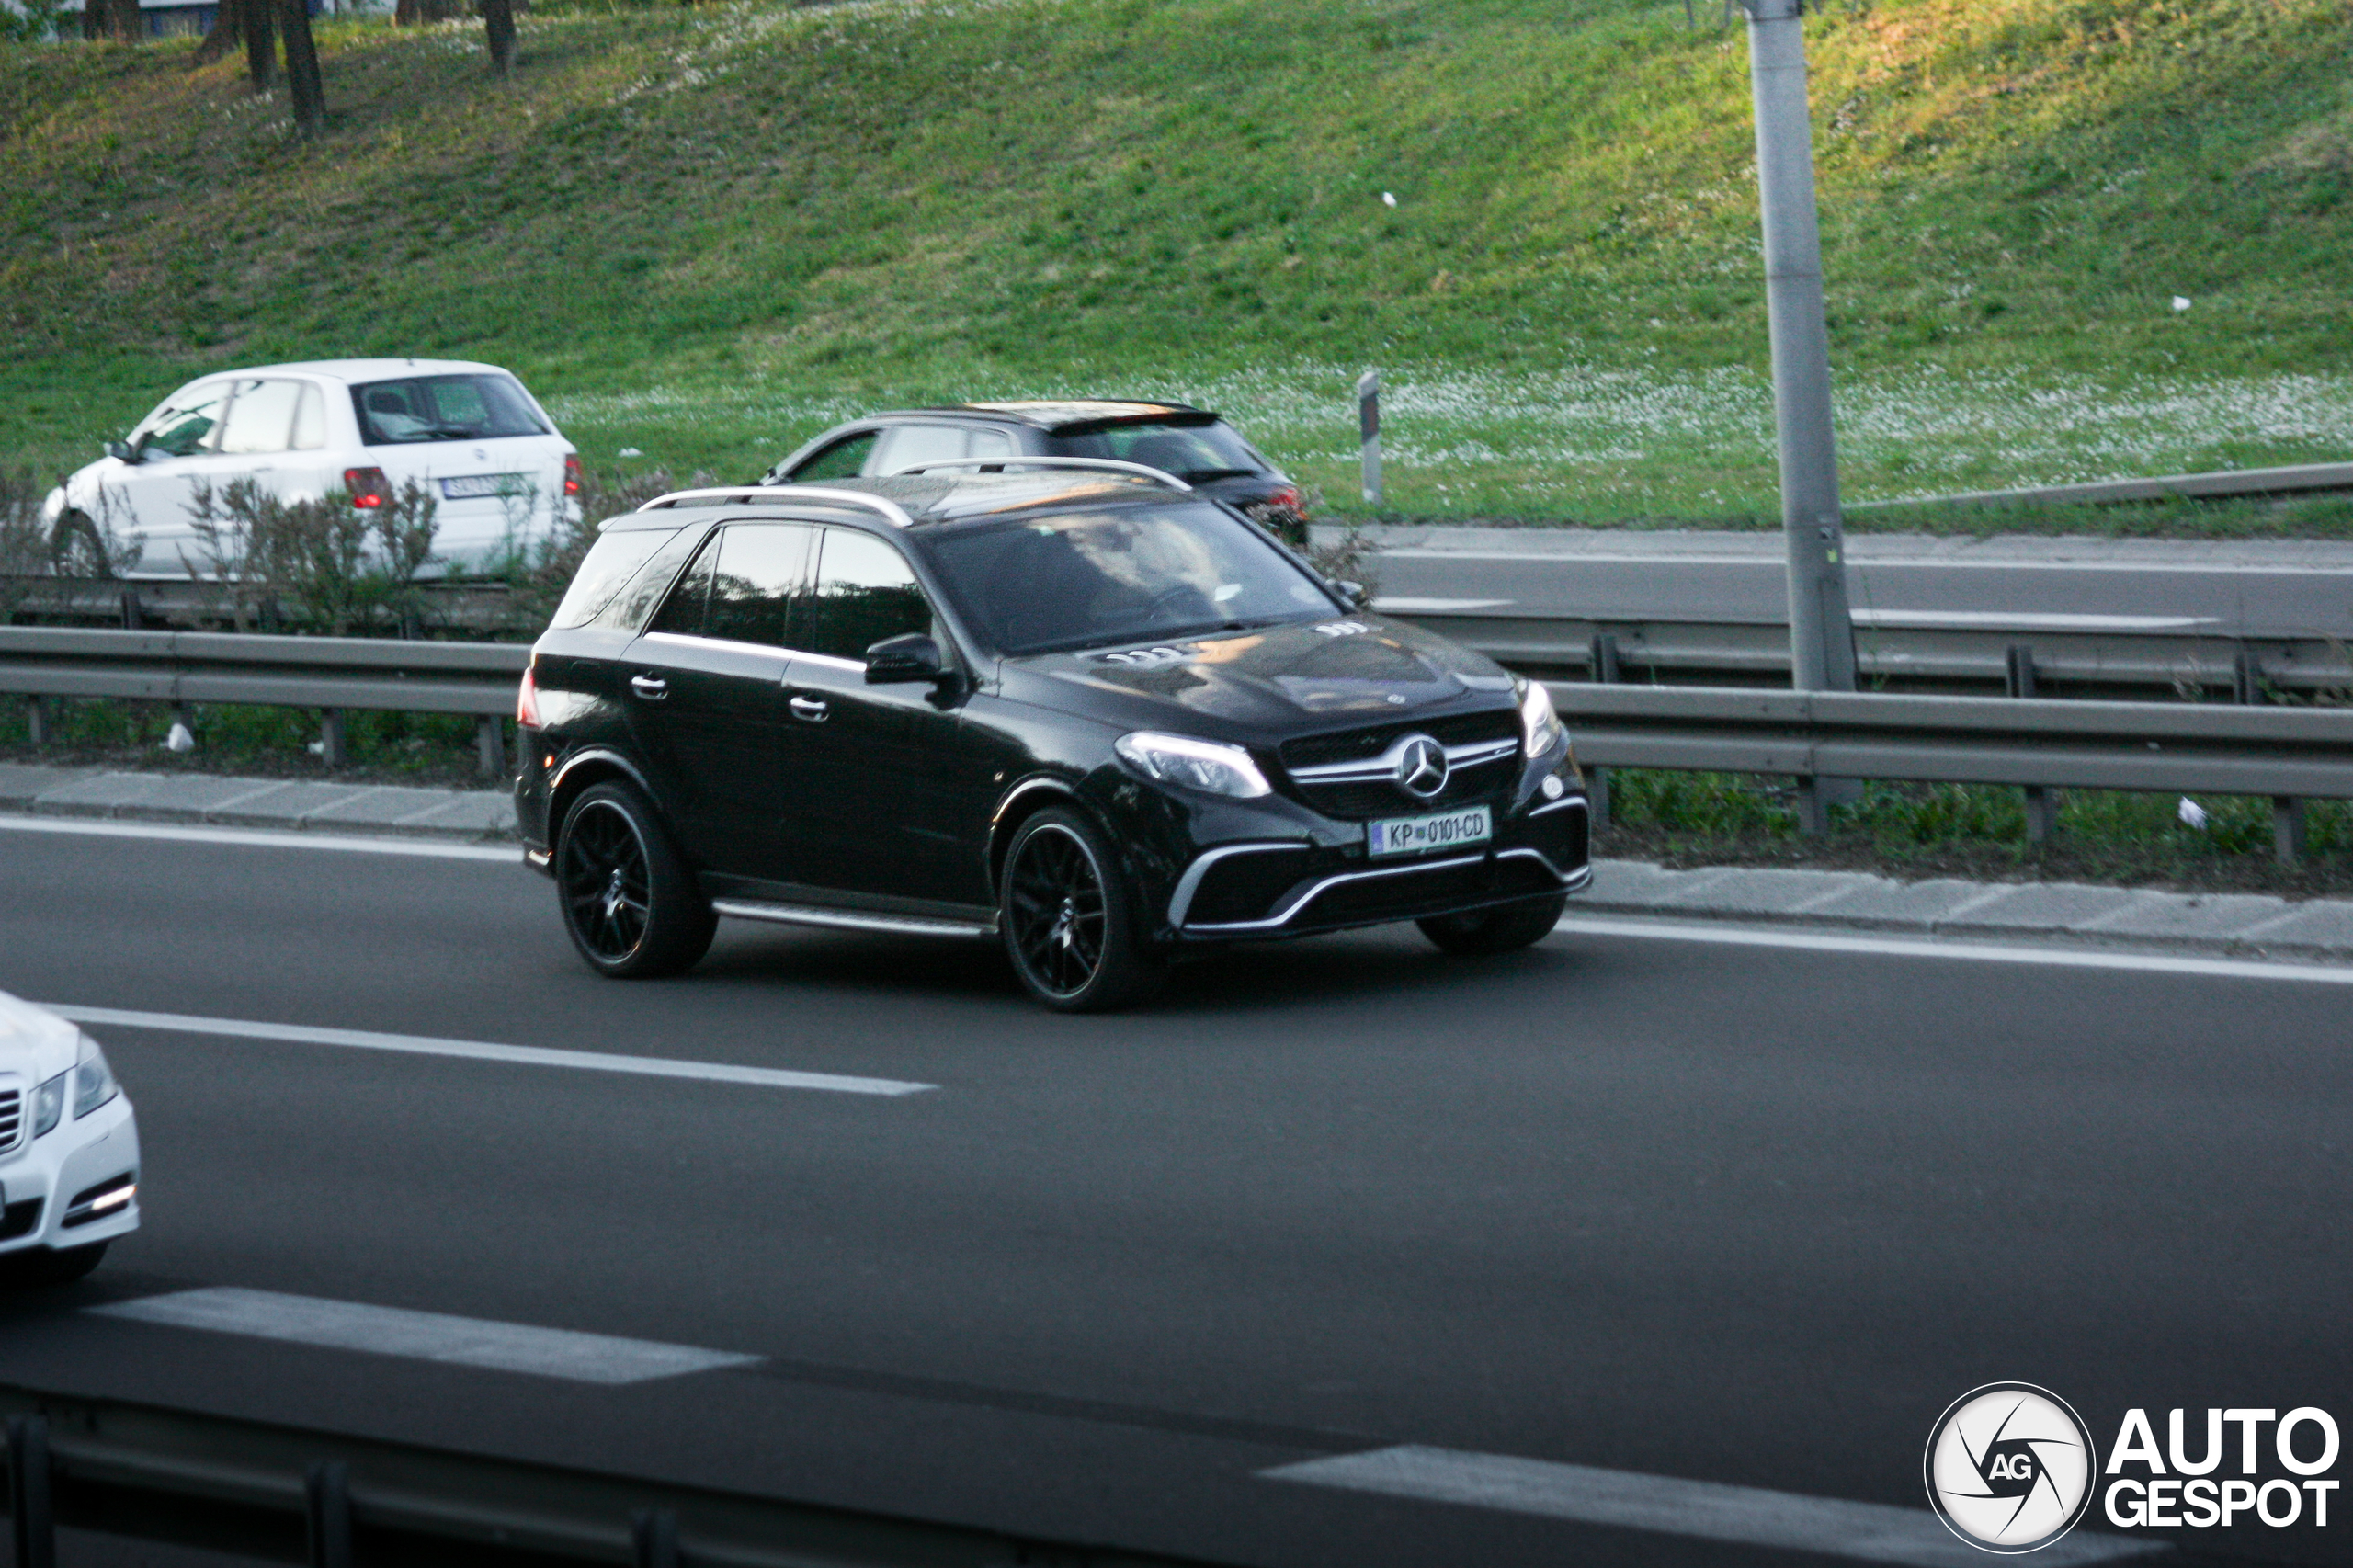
[352,374,551,446]
[926,501,1338,655]
[1046,420,1263,483]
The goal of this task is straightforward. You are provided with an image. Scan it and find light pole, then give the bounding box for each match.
[1742,0,1858,827]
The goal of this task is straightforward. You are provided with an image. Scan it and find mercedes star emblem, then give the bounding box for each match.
[1395,734,1449,799]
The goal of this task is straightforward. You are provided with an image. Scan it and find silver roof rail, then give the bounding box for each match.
[882,456,1194,493]
[634,484,917,529]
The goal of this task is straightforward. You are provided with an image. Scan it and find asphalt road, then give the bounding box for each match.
[3,824,2347,1567]
[1370,542,2353,640]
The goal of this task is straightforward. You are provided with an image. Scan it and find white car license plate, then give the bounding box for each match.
[440,472,528,500]
[1368,804,1492,858]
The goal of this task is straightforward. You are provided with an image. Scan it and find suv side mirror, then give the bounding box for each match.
[865,632,947,685]
[1331,579,1370,609]
[105,438,137,464]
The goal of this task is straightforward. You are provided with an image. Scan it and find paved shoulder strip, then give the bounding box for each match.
[1264,1447,2158,1567]
[0,813,517,860]
[91,1289,759,1385]
[47,1005,936,1097]
[1559,915,2353,985]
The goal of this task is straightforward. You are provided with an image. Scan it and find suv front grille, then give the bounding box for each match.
[1279,710,1520,821]
[0,1086,21,1153]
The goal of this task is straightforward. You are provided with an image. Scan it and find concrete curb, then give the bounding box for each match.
[9,762,2350,963]
[0,762,517,842]
[1572,859,2353,965]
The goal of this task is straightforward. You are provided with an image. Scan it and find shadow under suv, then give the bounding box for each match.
[516,461,1589,1010]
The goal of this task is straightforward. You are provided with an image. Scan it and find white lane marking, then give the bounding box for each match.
[1557,915,2353,985]
[91,1289,760,1385]
[1264,1447,2159,1566]
[0,814,517,862]
[46,1005,936,1097]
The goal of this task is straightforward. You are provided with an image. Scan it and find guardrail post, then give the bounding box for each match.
[305,1460,353,1568]
[476,715,507,779]
[1355,370,1382,509]
[631,1506,679,1568]
[119,587,142,631]
[2274,797,2307,867]
[23,695,46,747]
[1586,634,1620,830]
[6,1415,56,1568]
[319,710,347,770]
[2006,645,2057,844]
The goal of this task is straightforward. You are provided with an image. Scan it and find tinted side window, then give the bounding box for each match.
[648,530,718,637]
[791,432,878,483]
[217,379,305,455]
[706,523,813,648]
[551,526,684,630]
[807,528,931,663]
[872,424,970,474]
[593,524,706,632]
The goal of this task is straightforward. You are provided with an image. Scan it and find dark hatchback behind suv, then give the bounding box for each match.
[761,400,1309,542]
[516,462,1589,1010]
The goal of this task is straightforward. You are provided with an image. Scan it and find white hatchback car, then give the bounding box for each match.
[42,358,581,577]
[0,991,139,1285]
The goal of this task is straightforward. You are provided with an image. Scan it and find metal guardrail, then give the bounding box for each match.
[0,626,528,773]
[0,1386,1229,1568]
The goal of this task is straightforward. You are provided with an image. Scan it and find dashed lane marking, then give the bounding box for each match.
[91,1288,761,1385]
[1263,1446,2160,1566]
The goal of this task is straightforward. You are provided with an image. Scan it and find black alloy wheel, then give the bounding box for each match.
[1416,893,1569,956]
[556,782,716,978]
[1000,809,1164,1012]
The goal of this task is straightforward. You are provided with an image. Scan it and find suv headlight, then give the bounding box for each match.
[1115,732,1272,799]
[1516,676,1565,758]
[74,1035,119,1119]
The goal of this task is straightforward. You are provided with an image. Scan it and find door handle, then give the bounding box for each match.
[790,694,829,722]
[630,674,669,700]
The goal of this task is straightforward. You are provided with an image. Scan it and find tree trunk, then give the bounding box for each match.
[482,0,515,77]
[103,0,144,40]
[192,0,241,66]
[278,0,324,136]
[241,0,276,90]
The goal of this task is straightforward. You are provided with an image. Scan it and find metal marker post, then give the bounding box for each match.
[1742,0,1859,832]
[1356,369,1382,509]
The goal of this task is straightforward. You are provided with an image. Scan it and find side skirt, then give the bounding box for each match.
[710,900,998,940]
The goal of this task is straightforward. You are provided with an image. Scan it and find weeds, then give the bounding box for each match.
[181,476,440,633]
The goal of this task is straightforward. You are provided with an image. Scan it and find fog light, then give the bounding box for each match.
[1540,773,1566,801]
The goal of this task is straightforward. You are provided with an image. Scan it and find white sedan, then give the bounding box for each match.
[0,991,139,1285]
[42,358,582,578]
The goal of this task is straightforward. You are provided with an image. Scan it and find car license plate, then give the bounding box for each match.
[1367,804,1491,858]
[440,472,528,500]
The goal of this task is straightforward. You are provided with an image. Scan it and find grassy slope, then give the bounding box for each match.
[3,0,2350,519]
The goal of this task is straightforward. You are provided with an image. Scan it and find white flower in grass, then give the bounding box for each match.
[2172,296,2192,312]
[1381,191,1398,207]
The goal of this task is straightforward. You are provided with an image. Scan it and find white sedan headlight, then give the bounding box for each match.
[74,1035,119,1119]
[1516,676,1565,758]
[32,1071,65,1138]
[1115,732,1272,799]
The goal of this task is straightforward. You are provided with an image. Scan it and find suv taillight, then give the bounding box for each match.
[344,467,390,510]
[1267,485,1302,512]
[563,454,583,497]
[517,665,544,728]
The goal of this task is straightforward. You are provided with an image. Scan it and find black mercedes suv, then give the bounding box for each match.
[516,461,1589,1010]
[759,400,1309,542]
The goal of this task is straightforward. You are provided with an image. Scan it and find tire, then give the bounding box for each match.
[0,1242,108,1288]
[51,511,116,578]
[999,808,1165,1012]
[1416,894,1568,956]
[555,781,716,978]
